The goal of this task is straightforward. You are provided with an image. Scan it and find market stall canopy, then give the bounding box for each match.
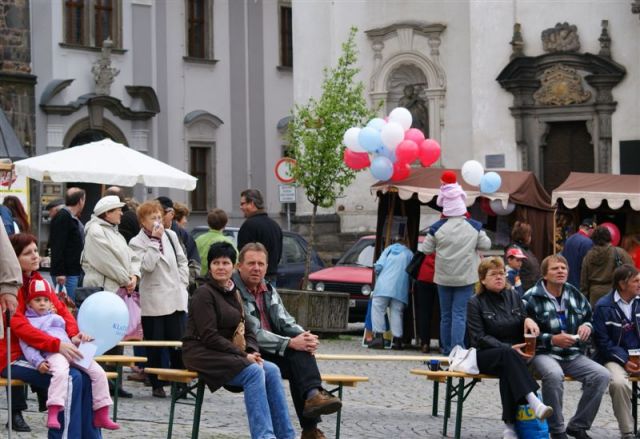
[371,167,553,211]
[552,172,640,211]
[14,138,197,191]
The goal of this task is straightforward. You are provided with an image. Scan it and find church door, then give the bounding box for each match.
[542,121,594,193]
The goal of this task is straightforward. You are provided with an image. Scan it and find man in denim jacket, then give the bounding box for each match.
[523,255,610,439]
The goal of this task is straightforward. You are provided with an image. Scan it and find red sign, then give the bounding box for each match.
[274,158,296,184]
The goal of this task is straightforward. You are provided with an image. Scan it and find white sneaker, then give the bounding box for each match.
[534,404,554,420]
[503,426,518,439]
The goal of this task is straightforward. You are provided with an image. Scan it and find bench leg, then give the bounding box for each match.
[334,384,344,439]
[168,382,178,439]
[454,378,464,439]
[113,365,122,422]
[443,377,452,437]
[191,381,205,439]
[432,380,439,417]
[633,381,638,435]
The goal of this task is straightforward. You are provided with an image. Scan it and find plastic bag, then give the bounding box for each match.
[116,288,143,341]
[514,395,549,439]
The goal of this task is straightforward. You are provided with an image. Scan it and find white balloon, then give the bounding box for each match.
[380,122,405,151]
[388,107,413,131]
[490,199,516,215]
[461,160,484,186]
[343,127,366,153]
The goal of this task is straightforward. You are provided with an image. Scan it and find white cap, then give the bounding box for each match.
[93,195,125,216]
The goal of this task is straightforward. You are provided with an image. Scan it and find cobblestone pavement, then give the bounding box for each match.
[2,336,623,438]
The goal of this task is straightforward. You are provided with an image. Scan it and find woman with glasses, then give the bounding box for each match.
[467,257,552,439]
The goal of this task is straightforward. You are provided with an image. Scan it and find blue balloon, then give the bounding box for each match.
[480,172,502,194]
[378,146,397,163]
[370,156,394,181]
[77,291,129,356]
[358,126,383,153]
[366,117,386,131]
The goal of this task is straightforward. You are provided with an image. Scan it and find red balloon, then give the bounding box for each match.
[419,139,441,167]
[480,198,496,216]
[395,140,419,164]
[391,162,411,181]
[404,128,425,145]
[343,148,370,170]
[600,222,621,246]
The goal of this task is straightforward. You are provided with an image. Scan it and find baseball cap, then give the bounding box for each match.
[506,247,528,259]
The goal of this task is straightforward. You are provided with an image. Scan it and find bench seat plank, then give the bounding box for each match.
[321,374,368,387]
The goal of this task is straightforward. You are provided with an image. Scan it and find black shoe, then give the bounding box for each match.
[391,337,404,350]
[6,412,31,432]
[116,387,133,398]
[566,427,592,439]
[550,434,568,439]
[368,333,385,350]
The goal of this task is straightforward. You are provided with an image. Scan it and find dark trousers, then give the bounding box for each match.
[262,348,323,430]
[476,346,539,423]
[415,281,439,347]
[142,311,186,389]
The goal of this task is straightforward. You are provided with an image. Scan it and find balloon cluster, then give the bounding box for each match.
[342,107,441,182]
[461,160,502,194]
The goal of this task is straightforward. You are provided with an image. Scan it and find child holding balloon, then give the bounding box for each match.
[18,279,120,431]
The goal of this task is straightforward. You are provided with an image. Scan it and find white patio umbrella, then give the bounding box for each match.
[14,138,197,190]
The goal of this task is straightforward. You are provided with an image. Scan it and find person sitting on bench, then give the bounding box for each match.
[467,257,553,439]
[233,242,342,439]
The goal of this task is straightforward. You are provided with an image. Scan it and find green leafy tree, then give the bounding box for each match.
[288,27,376,287]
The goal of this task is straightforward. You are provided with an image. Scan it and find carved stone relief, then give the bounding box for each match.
[541,22,580,53]
[91,39,120,96]
[533,64,591,106]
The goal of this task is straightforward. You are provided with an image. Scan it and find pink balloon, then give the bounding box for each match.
[343,148,370,170]
[391,162,411,181]
[600,222,621,247]
[395,140,419,164]
[419,139,441,167]
[404,128,425,145]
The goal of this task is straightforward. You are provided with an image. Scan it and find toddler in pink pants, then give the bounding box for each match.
[18,279,119,430]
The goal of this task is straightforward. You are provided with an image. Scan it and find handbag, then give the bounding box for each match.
[405,251,426,279]
[232,290,246,351]
[73,286,103,309]
[55,284,77,316]
[448,345,479,374]
[614,248,623,268]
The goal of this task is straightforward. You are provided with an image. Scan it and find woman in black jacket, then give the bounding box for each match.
[467,257,552,439]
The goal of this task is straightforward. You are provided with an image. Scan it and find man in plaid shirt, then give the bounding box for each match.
[523,255,610,439]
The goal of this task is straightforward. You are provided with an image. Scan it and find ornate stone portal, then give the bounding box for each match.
[497,21,626,178]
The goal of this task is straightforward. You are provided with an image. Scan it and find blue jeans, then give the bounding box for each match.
[437,284,474,354]
[227,362,295,439]
[52,274,81,301]
[2,362,102,439]
[372,296,405,337]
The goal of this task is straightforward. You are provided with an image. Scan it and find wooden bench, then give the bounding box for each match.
[144,368,368,439]
[410,368,640,439]
[0,378,26,387]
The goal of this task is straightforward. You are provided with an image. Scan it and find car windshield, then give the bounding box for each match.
[337,239,375,267]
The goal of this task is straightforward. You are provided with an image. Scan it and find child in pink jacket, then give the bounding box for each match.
[19,279,119,430]
[437,171,468,217]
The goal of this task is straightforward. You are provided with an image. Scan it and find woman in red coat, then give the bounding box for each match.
[1,233,101,438]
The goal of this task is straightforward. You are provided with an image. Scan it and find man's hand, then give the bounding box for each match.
[55,276,66,286]
[577,324,591,341]
[0,293,17,313]
[624,360,640,375]
[551,333,577,348]
[38,361,50,374]
[288,331,319,354]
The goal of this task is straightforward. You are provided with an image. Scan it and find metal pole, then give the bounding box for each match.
[6,310,12,438]
[286,203,291,231]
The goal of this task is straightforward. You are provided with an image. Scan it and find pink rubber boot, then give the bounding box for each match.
[93,406,120,430]
[47,405,63,429]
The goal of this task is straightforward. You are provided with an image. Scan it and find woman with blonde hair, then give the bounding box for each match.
[467,257,552,439]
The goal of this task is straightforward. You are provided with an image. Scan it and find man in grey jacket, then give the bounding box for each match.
[233,242,340,439]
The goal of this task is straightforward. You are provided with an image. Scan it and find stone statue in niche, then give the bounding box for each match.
[397,84,429,136]
[533,64,591,106]
[542,22,580,53]
[91,39,120,96]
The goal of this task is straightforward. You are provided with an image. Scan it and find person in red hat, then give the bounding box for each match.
[437,170,468,217]
[19,278,120,431]
[506,247,528,297]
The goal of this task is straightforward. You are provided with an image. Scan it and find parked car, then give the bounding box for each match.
[307,236,376,322]
[190,226,325,289]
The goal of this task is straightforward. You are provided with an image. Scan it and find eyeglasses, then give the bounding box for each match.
[164,208,174,214]
[486,271,506,278]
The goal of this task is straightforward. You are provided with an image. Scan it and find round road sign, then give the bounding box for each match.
[275,157,296,184]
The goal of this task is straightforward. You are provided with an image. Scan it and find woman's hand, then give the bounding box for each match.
[512,342,532,360]
[246,352,263,366]
[151,222,164,239]
[37,361,50,374]
[524,318,540,336]
[71,332,94,345]
[58,342,83,362]
[126,275,137,293]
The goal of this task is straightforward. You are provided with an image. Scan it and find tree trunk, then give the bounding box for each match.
[302,203,318,290]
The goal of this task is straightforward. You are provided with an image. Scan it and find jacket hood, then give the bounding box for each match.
[439,183,466,200]
[85,215,118,234]
[387,243,408,255]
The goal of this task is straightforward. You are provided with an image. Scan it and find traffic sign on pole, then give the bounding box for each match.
[274,157,296,184]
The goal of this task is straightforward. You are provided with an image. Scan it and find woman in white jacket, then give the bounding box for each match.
[129,200,189,398]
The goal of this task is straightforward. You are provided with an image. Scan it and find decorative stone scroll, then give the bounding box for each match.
[533,64,591,106]
[541,22,580,53]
